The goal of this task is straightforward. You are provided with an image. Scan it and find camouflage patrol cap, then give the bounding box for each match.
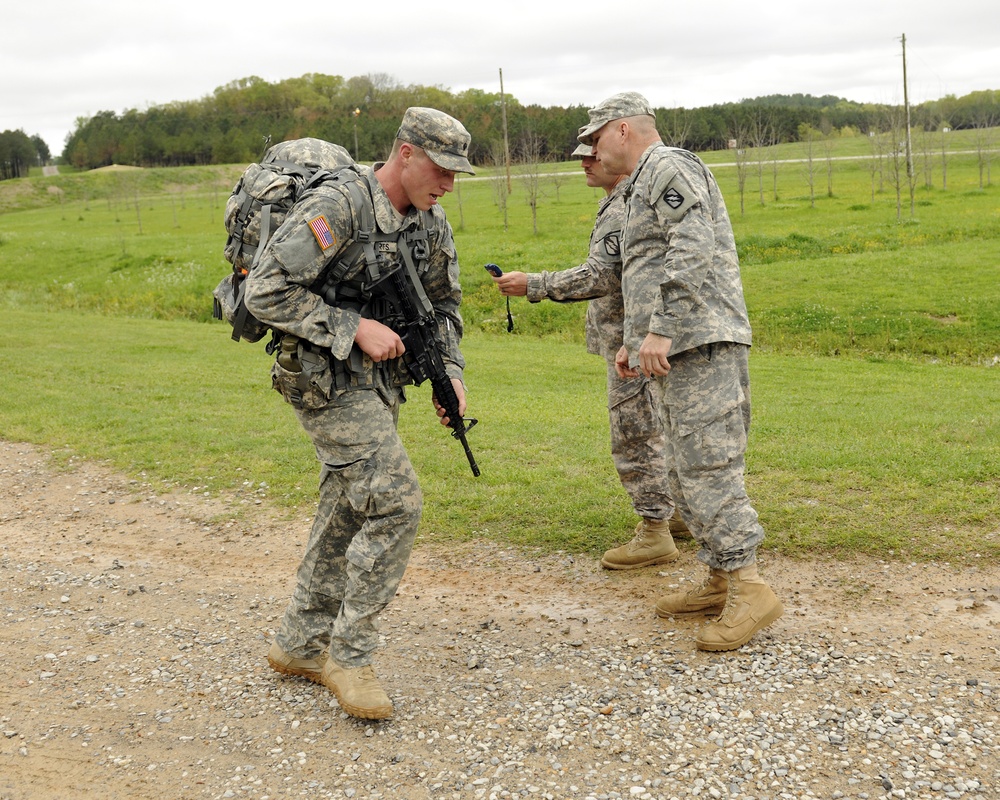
[572,127,594,158]
[397,107,475,175]
[577,92,655,145]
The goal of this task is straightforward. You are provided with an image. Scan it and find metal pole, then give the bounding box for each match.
[901,35,915,202]
[352,108,361,161]
[499,68,512,193]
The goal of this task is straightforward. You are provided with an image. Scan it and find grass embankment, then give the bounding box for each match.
[1,132,998,562]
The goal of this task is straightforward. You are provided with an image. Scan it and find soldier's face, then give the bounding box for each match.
[402,147,457,211]
[580,155,617,191]
[591,121,627,175]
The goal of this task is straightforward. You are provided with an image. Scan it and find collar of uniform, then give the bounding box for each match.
[621,142,664,197]
[597,179,626,214]
[365,165,422,232]
[633,142,664,176]
[608,177,629,201]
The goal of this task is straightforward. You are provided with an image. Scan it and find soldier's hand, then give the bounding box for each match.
[638,333,672,377]
[493,271,528,297]
[433,378,467,426]
[355,318,405,362]
[614,345,640,379]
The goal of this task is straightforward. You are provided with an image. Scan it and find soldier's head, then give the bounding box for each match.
[572,138,621,194]
[389,107,474,212]
[578,92,659,175]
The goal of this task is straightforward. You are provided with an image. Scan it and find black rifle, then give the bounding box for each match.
[366,252,480,478]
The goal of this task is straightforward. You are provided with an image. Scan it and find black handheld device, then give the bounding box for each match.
[484,263,513,332]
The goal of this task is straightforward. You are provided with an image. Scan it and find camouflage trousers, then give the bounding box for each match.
[606,364,674,520]
[275,387,422,667]
[649,342,763,571]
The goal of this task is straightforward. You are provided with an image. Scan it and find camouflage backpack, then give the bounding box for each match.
[212,137,359,342]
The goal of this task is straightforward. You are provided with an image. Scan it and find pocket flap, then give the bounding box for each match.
[674,378,743,438]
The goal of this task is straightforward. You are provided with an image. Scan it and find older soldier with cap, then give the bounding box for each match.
[490,139,689,568]
[579,92,783,651]
[244,107,475,718]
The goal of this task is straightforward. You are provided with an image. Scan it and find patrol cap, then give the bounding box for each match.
[571,124,594,157]
[396,107,475,175]
[577,92,655,145]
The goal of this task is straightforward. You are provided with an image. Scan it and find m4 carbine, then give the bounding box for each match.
[367,254,480,478]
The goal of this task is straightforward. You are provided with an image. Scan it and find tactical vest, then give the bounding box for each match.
[281,171,436,398]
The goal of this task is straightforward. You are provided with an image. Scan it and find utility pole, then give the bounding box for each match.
[901,33,915,215]
[352,108,361,161]
[499,68,512,193]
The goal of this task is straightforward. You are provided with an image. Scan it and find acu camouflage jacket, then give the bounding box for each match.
[621,143,752,363]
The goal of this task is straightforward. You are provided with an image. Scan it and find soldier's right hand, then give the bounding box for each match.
[355,318,405,362]
[493,271,528,297]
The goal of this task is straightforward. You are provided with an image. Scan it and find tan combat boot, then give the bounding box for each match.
[601,517,679,570]
[668,510,692,539]
[322,659,393,720]
[695,563,783,651]
[655,568,729,617]
[267,642,327,685]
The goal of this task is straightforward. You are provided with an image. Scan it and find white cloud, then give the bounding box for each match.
[3,0,996,154]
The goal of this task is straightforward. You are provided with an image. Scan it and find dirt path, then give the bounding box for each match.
[1,440,998,799]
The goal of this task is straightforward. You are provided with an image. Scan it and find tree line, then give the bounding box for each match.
[0,130,52,179]
[5,73,999,176]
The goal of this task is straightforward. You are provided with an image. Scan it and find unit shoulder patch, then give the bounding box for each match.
[664,188,685,209]
[653,171,699,222]
[308,215,337,250]
[601,230,621,257]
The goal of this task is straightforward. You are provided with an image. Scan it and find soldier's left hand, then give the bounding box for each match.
[614,345,640,379]
[433,378,468,426]
[638,333,672,377]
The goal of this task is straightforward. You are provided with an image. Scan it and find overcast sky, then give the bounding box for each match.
[6,0,997,155]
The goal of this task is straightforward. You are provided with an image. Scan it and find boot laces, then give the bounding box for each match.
[628,525,654,550]
[357,665,378,684]
[687,572,715,599]
[719,577,740,616]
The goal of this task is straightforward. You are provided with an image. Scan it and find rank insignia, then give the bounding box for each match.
[664,188,685,209]
[602,231,621,257]
[308,215,337,250]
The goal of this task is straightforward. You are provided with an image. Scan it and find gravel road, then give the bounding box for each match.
[1,440,997,800]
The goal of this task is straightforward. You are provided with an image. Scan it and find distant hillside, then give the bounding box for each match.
[735,93,859,108]
[4,72,997,174]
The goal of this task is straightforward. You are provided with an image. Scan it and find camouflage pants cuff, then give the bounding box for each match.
[697,548,757,573]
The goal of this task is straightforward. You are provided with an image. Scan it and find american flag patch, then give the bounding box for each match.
[308,215,337,250]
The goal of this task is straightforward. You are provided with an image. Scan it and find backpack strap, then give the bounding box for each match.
[335,172,434,285]
[311,170,437,319]
[224,185,258,269]
[313,172,378,290]
[227,199,277,342]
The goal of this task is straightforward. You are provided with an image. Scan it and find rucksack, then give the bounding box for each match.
[212,137,359,342]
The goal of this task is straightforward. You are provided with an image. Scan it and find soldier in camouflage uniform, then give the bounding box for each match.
[490,141,689,569]
[243,108,474,718]
[579,92,783,651]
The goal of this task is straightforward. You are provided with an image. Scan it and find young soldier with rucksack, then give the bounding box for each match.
[239,108,475,719]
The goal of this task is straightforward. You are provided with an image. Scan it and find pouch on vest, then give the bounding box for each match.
[270,336,335,410]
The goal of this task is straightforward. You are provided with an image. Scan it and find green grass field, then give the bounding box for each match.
[1,132,998,563]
